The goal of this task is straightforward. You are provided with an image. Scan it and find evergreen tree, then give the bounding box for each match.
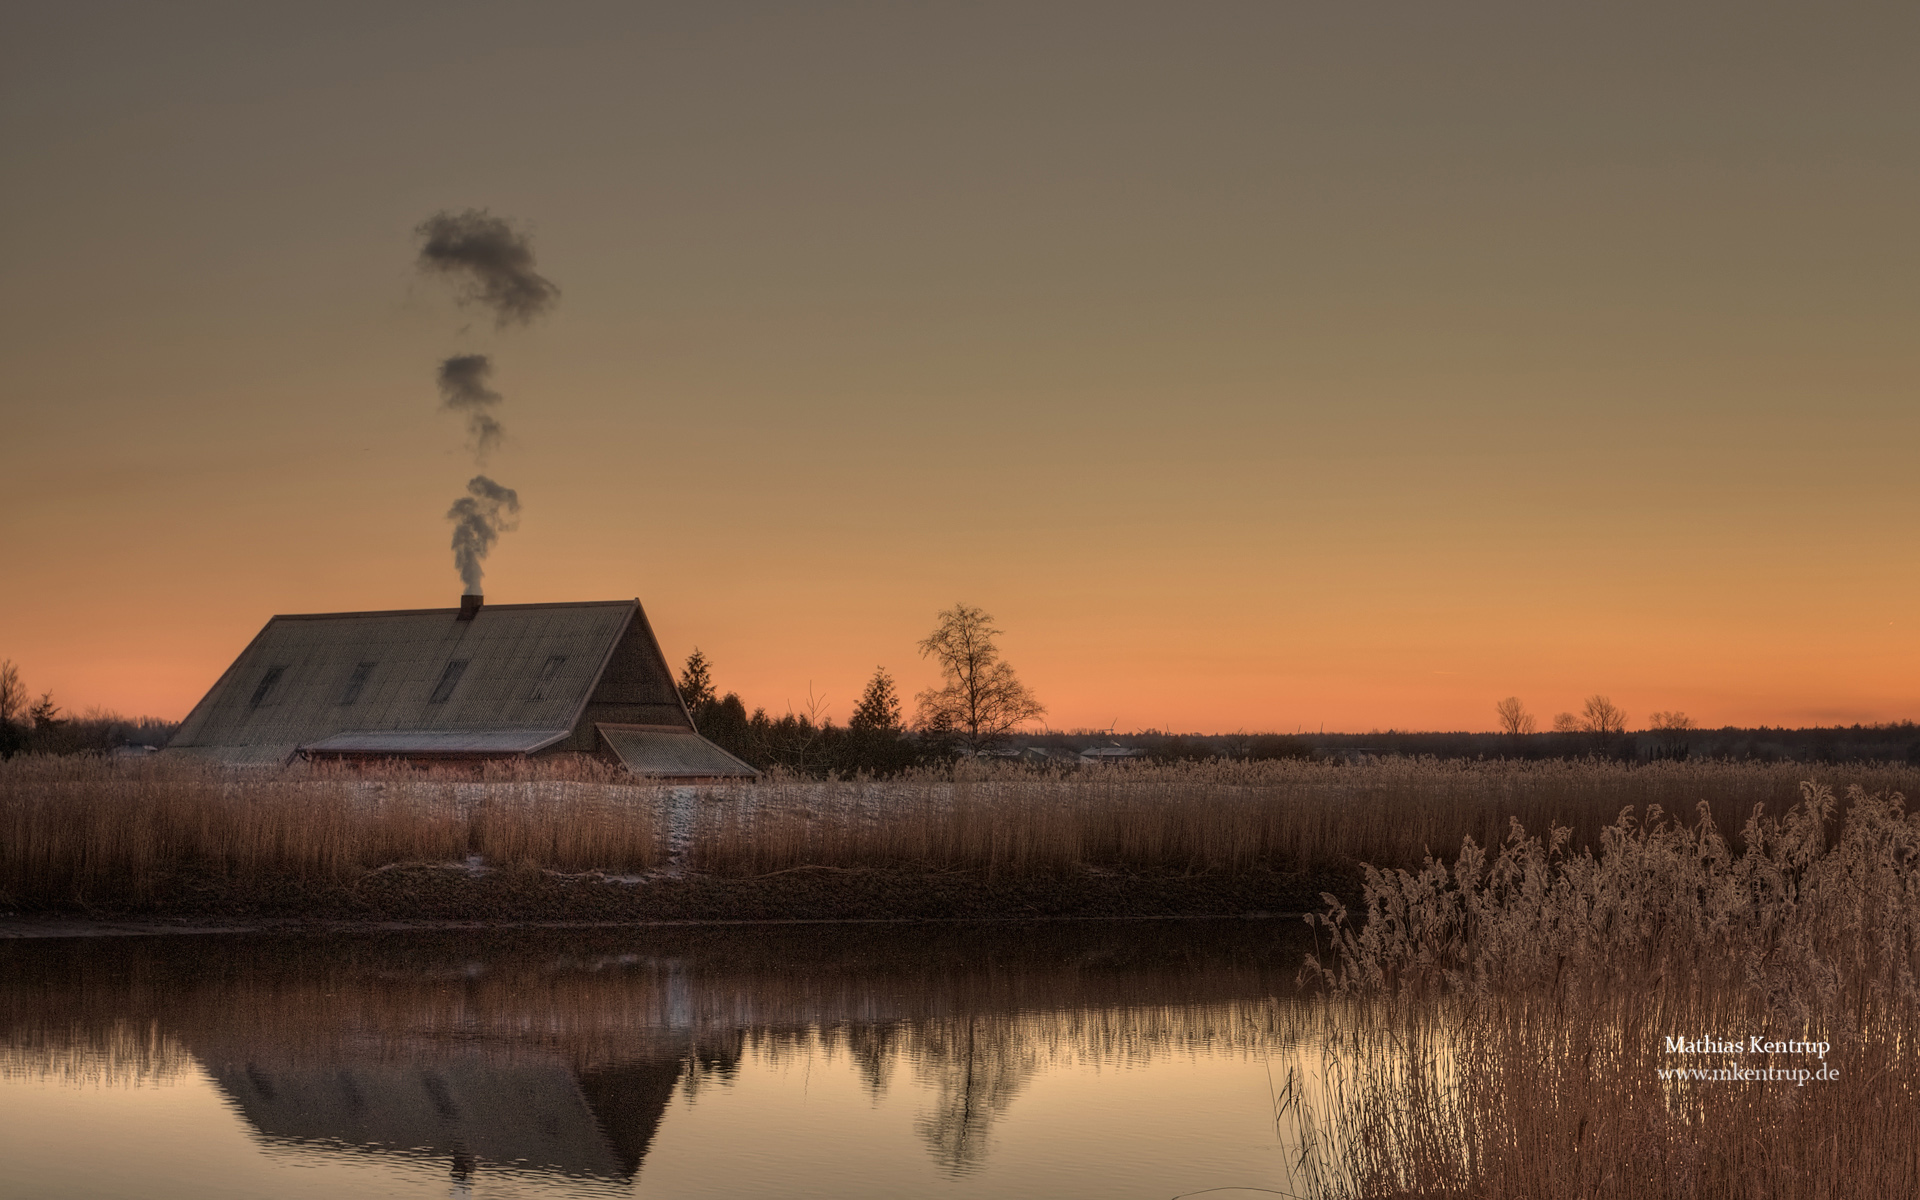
[697,692,752,759]
[849,667,903,732]
[28,691,61,731]
[677,648,715,713]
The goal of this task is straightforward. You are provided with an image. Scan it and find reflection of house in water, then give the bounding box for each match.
[6,925,1307,1186]
[202,1040,736,1184]
[194,997,1056,1182]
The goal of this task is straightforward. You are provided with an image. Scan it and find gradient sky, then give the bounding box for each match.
[3,2,1916,733]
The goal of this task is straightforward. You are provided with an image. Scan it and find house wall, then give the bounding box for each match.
[551,610,692,754]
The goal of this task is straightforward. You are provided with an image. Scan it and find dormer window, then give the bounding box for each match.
[429,660,468,704]
[249,666,286,708]
[340,662,377,706]
[528,655,567,701]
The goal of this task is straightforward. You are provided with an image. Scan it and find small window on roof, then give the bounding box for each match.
[340,662,377,706]
[249,666,286,709]
[528,655,567,702]
[429,660,468,704]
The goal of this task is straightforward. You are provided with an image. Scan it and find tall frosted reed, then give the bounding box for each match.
[0,755,663,903]
[1284,782,1920,1198]
[5,754,1919,903]
[687,758,1918,877]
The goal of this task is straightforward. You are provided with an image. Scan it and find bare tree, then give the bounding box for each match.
[0,660,24,727]
[915,604,1045,752]
[1647,709,1695,760]
[1551,712,1580,733]
[1580,694,1628,734]
[1493,696,1536,736]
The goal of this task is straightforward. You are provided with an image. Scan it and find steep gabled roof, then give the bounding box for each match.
[169,600,686,766]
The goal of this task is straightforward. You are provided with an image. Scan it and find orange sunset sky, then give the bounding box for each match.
[3,2,1917,733]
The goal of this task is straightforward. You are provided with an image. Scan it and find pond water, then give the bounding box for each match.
[1,921,1319,1200]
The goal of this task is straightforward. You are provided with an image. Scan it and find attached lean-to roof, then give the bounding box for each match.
[169,600,682,765]
[595,724,759,779]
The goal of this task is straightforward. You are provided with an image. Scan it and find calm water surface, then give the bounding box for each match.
[1,921,1318,1199]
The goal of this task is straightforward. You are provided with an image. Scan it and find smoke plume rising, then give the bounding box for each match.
[436,354,505,460]
[446,475,521,596]
[415,210,560,327]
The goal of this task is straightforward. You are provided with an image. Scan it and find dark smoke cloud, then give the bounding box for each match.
[437,354,500,409]
[436,354,505,460]
[415,209,560,328]
[447,475,521,595]
[464,411,504,460]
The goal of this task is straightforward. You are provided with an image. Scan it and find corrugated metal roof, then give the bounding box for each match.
[170,600,669,764]
[302,728,573,757]
[167,743,306,768]
[596,724,760,779]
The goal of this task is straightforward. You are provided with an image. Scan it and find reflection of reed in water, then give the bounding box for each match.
[0,1017,190,1088]
[1,923,1308,1182]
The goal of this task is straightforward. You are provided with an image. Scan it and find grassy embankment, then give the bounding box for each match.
[4,755,1917,922]
[1283,780,1920,1198]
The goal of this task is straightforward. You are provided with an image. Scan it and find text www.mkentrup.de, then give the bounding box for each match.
[1657,1036,1840,1086]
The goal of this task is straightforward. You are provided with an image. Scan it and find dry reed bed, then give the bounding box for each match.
[1283,782,1920,1199]
[0,756,667,903]
[687,757,1920,877]
[5,755,1919,905]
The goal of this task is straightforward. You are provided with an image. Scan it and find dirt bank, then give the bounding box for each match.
[3,862,1358,930]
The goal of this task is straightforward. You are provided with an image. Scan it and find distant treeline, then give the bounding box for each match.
[686,703,1920,778]
[677,651,928,776]
[689,694,926,776]
[0,710,180,759]
[1062,724,1920,767]
[0,657,181,758]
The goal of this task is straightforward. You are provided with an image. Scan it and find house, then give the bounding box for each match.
[977,745,1081,766]
[1078,743,1149,765]
[166,596,757,778]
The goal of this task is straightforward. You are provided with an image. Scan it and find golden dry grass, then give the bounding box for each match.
[4,753,1919,904]
[1283,782,1920,1199]
[688,757,1920,878]
[0,755,664,904]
